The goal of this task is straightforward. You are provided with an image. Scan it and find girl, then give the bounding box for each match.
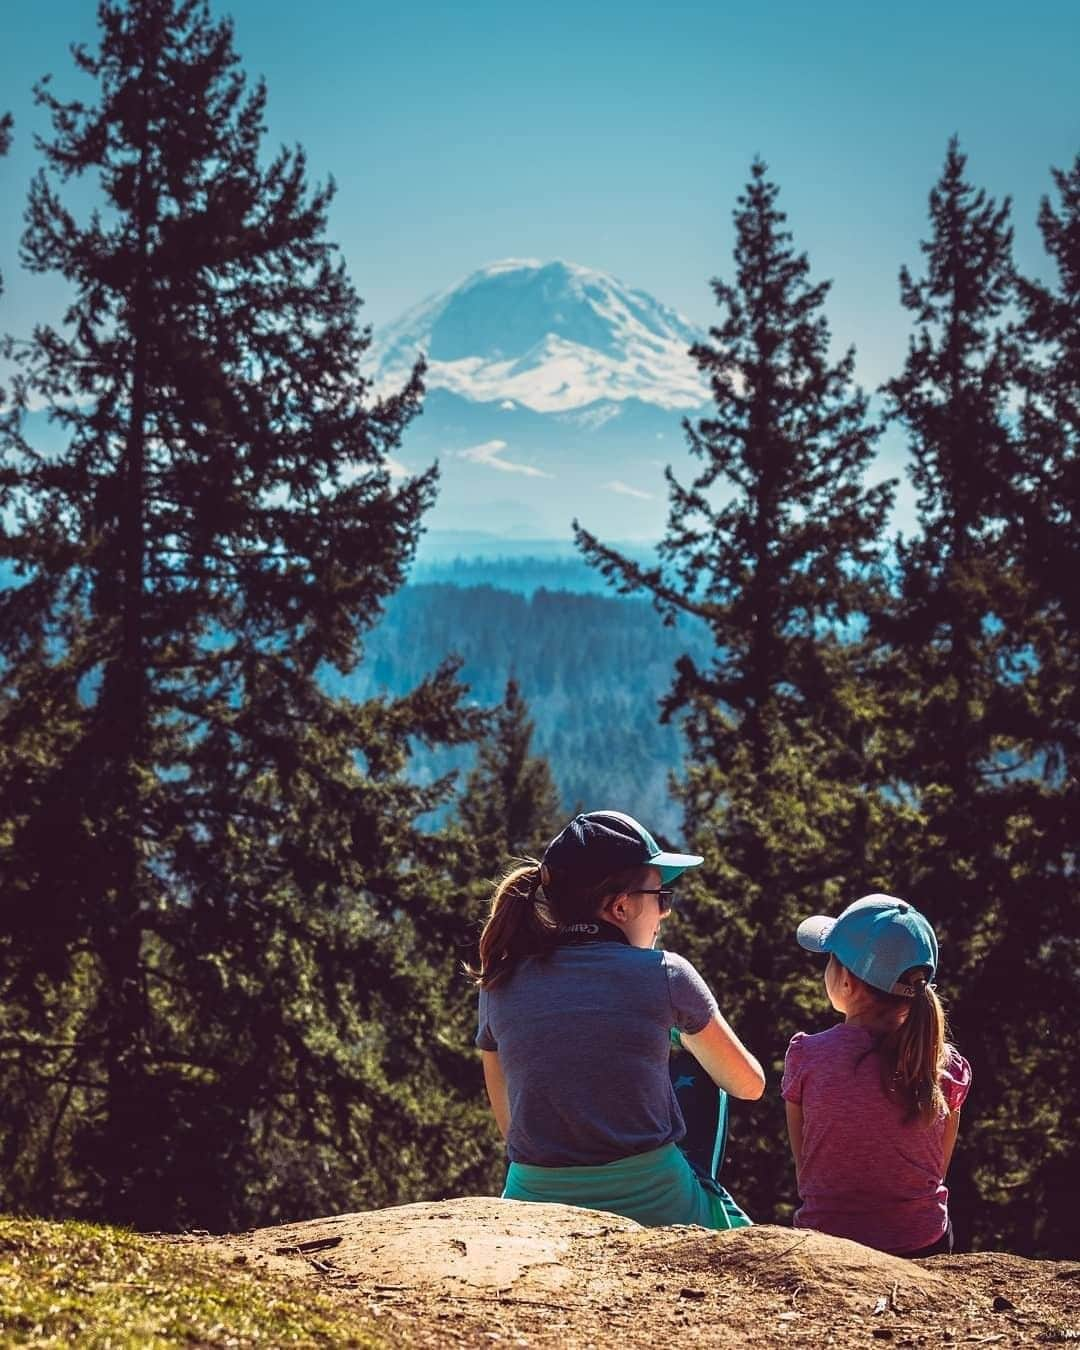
[471,809,765,1229]
[783,894,972,1257]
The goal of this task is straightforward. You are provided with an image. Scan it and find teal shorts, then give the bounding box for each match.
[503,1141,751,1230]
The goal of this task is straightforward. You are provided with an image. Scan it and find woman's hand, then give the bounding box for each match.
[681,1013,766,1100]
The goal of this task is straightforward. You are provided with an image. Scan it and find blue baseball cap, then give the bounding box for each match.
[542,810,703,894]
[796,894,938,996]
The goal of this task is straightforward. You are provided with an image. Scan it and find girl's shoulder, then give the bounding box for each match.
[788,1022,864,1050]
[941,1042,973,1111]
[781,1024,861,1100]
[785,1022,860,1064]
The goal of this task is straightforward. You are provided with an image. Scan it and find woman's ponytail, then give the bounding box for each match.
[879,969,948,1124]
[466,859,555,989]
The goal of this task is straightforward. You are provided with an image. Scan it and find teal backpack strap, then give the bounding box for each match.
[670,1027,750,1228]
[669,1026,729,1181]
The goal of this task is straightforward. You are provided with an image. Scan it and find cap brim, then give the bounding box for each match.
[652,851,703,884]
[796,915,836,953]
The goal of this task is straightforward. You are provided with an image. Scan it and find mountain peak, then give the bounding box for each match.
[367,259,709,413]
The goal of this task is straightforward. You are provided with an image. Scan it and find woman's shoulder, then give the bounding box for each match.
[657,949,716,993]
[657,948,698,976]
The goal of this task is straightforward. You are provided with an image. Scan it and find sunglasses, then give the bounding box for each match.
[632,887,675,916]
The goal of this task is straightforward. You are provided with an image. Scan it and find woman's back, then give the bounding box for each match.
[477,942,716,1166]
[471,809,764,1231]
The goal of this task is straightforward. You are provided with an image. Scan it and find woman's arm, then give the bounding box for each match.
[785,1100,804,1180]
[481,1049,510,1139]
[942,1108,961,1174]
[681,1012,766,1100]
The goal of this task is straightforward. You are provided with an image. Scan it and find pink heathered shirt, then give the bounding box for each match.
[782,1023,971,1254]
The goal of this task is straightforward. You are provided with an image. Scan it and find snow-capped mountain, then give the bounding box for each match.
[365,260,713,546]
[366,259,710,414]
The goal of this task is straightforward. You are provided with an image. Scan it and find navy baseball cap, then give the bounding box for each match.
[796,894,938,996]
[541,810,703,893]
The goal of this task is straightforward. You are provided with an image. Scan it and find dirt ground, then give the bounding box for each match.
[191,1197,1080,1348]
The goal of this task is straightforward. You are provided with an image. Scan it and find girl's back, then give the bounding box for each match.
[787,893,971,1256]
[782,1022,971,1253]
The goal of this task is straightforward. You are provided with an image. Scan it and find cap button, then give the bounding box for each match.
[896,901,910,912]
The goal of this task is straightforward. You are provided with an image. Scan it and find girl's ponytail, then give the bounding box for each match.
[879,969,948,1124]
[466,859,556,989]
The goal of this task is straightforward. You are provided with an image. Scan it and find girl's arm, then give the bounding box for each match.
[942,1108,961,1174]
[481,1049,510,1139]
[681,1012,766,1100]
[785,1100,804,1180]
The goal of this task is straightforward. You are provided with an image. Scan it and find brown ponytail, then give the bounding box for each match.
[845,963,951,1124]
[465,858,556,989]
[878,970,949,1124]
[466,859,654,989]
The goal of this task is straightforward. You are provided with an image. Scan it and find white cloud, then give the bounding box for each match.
[564,402,621,431]
[606,480,653,501]
[337,457,414,488]
[384,456,410,480]
[500,399,516,410]
[457,439,553,479]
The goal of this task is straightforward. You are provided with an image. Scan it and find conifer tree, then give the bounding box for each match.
[0,0,482,1228]
[1016,154,1080,786]
[880,140,1020,811]
[428,678,564,1198]
[879,140,1057,1252]
[0,114,10,307]
[458,677,561,859]
[1006,155,1080,1256]
[576,161,894,1219]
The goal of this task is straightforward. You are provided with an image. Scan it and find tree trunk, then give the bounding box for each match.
[102,31,155,1224]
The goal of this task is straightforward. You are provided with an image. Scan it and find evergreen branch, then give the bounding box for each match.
[573,521,721,624]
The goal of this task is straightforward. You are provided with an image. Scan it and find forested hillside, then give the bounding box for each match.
[330,583,712,836]
[410,551,632,595]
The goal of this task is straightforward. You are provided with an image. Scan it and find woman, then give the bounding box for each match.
[471,809,765,1228]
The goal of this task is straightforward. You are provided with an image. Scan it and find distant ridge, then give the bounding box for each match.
[409,529,660,595]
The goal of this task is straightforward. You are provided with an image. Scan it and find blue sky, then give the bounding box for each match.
[2,0,1077,406]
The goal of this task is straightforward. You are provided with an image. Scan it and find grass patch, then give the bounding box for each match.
[0,1216,387,1348]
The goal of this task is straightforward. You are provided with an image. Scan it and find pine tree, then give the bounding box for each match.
[880,140,1020,813]
[575,161,894,1220]
[1007,155,1080,1256]
[424,678,564,1198]
[1016,154,1080,786]
[458,677,561,859]
[879,139,1059,1252]
[0,0,483,1228]
[0,113,10,309]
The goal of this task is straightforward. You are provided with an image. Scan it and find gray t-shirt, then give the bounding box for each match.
[475,942,718,1166]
